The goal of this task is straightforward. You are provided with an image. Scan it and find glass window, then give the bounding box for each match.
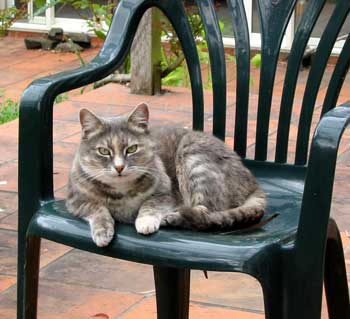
[215,0,234,37]
[295,0,349,38]
[252,0,260,33]
[54,0,112,19]
[54,3,89,19]
[32,0,46,17]
[184,0,234,37]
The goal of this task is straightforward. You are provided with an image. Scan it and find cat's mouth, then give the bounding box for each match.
[111,171,138,181]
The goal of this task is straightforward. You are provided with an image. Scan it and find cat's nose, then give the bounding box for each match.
[115,165,125,174]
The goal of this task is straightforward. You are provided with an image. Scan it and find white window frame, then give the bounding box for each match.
[223,1,294,51]
[12,0,91,33]
[0,0,7,10]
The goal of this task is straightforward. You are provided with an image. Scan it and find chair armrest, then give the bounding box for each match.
[295,103,350,263]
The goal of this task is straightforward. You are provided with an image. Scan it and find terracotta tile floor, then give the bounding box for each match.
[0,36,349,318]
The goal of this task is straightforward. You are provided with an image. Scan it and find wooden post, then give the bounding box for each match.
[130,8,161,95]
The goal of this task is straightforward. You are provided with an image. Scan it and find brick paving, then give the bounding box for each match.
[0,36,349,318]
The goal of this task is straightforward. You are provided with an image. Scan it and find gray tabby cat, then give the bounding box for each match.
[66,103,265,247]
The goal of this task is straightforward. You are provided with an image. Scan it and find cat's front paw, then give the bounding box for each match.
[135,216,160,235]
[163,212,182,226]
[92,222,115,247]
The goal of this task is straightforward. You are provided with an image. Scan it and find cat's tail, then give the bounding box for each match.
[164,189,266,230]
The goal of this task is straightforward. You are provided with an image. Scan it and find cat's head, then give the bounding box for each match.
[77,103,155,183]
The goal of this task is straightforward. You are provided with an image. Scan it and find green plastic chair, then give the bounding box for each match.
[17,0,350,318]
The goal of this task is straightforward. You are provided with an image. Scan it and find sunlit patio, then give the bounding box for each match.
[0,34,349,319]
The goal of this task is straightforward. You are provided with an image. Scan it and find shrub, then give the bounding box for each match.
[0,5,26,36]
[0,92,69,125]
[0,99,19,124]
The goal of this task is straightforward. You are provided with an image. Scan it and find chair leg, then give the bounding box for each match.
[153,266,190,319]
[324,219,350,319]
[261,279,284,319]
[261,269,323,319]
[17,236,41,319]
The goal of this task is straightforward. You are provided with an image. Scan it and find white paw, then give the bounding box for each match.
[135,216,160,235]
[92,224,115,247]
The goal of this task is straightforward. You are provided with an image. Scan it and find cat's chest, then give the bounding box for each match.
[105,179,157,223]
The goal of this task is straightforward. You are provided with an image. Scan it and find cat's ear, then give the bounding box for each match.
[79,108,103,139]
[127,103,149,133]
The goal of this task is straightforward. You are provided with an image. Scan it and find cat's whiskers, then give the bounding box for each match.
[127,166,158,176]
[73,168,110,183]
[127,168,156,176]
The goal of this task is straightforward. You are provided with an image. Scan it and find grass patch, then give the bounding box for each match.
[54,93,69,104]
[0,99,19,124]
[0,92,69,125]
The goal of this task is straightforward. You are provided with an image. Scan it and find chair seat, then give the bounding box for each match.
[28,162,306,273]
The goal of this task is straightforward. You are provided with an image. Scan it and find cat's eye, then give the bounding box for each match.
[126,145,138,154]
[97,147,111,156]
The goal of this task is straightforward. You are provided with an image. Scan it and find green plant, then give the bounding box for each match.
[62,0,114,40]
[251,53,261,68]
[0,99,19,124]
[160,10,203,87]
[0,6,26,36]
[35,0,114,39]
[54,93,69,104]
[70,0,133,73]
[160,8,235,89]
[0,92,68,125]
[84,0,114,40]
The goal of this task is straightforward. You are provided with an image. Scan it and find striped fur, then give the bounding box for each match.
[66,104,266,247]
[164,189,265,230]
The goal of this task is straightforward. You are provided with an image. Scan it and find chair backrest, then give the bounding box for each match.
[115,0,350,165]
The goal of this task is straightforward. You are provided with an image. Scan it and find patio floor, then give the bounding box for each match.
[0,35,349,319]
